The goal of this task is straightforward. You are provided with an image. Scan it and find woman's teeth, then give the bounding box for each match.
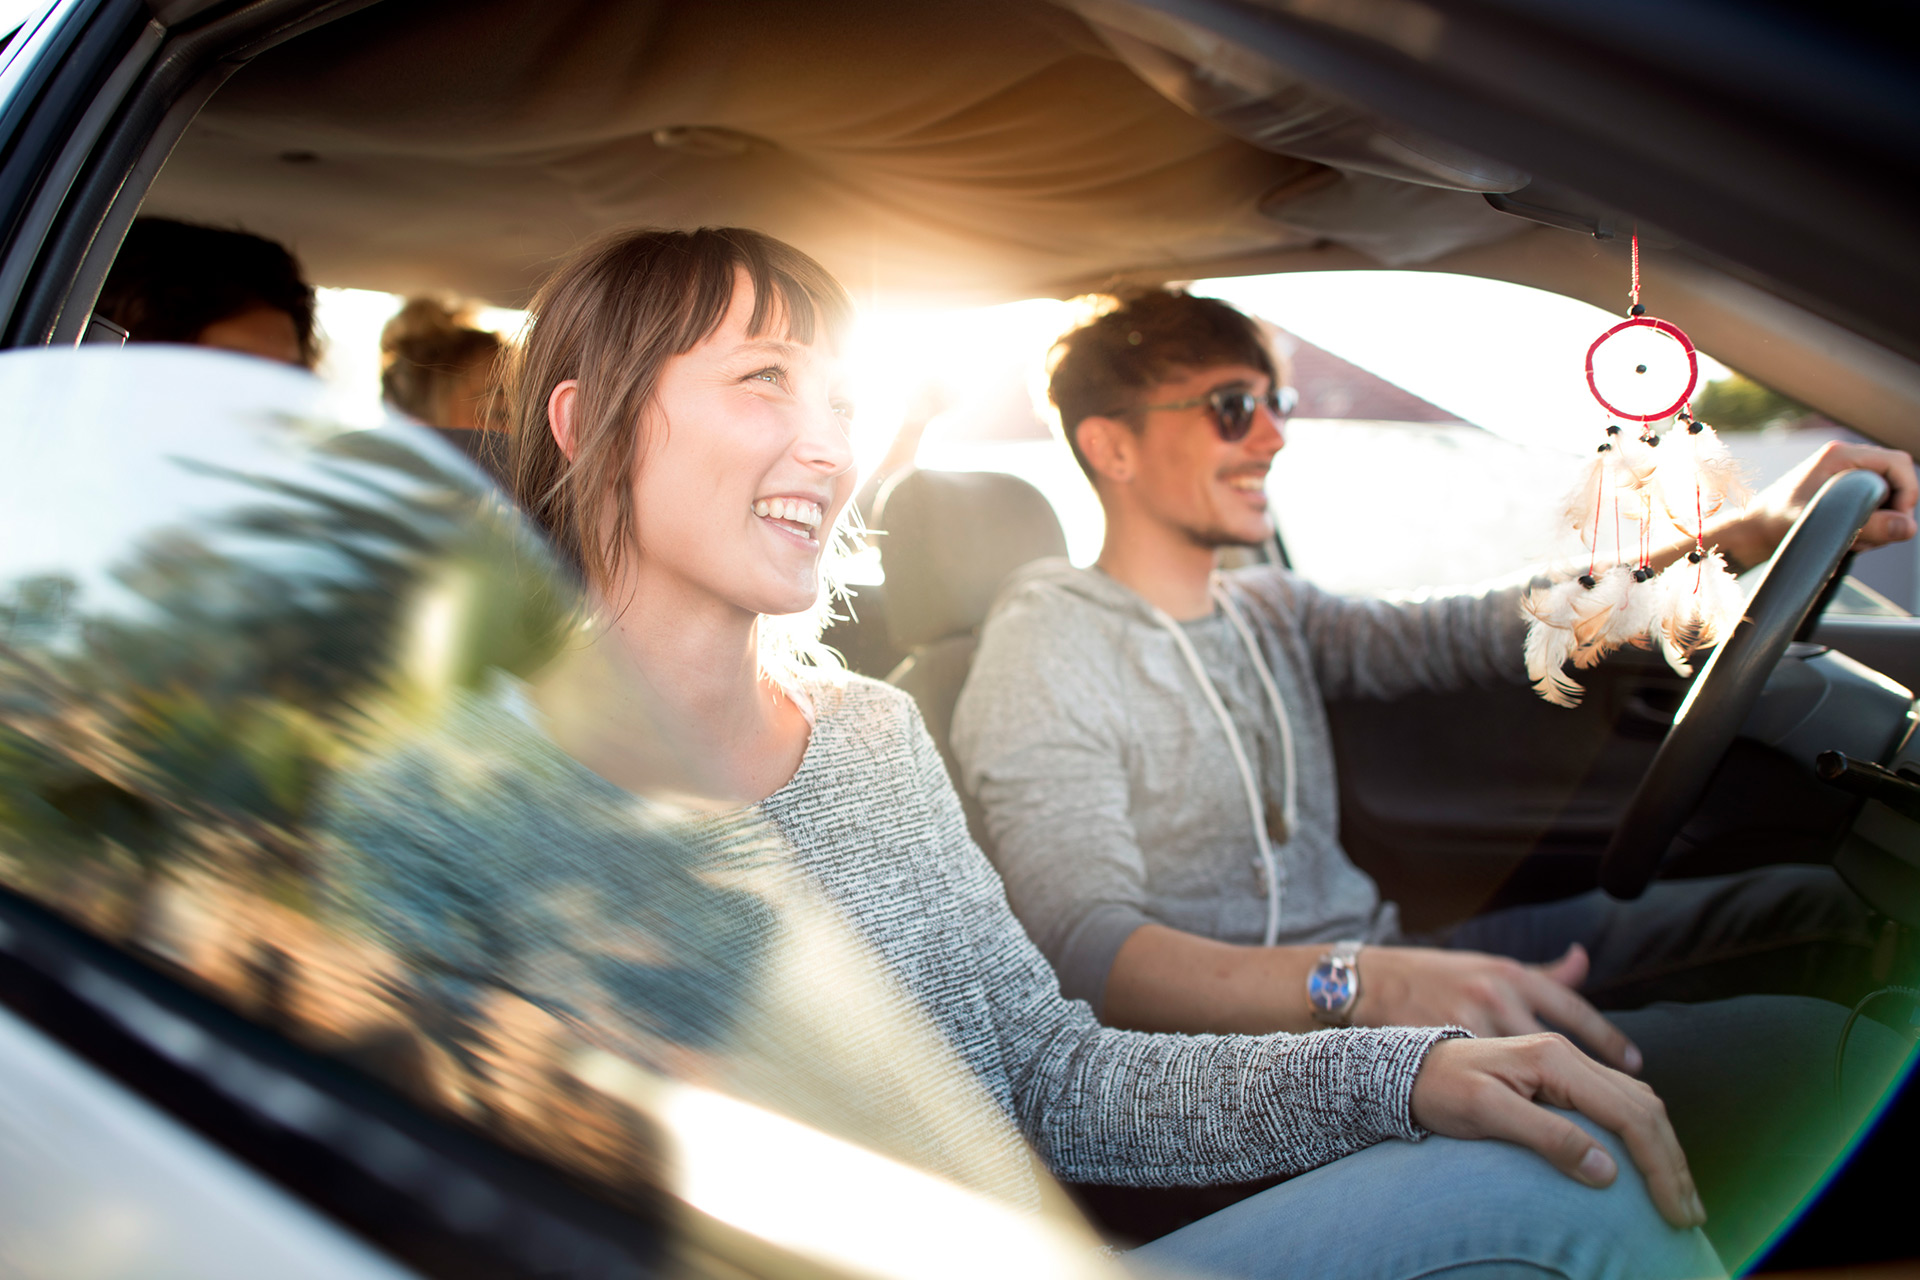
[1226,475,1266,493]
[752,497,824,536]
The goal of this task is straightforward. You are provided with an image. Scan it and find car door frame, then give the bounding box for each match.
[0,0,382,351]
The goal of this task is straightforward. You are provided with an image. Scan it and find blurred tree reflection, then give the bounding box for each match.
[0,418,1057,1215]
[0,426,568,950]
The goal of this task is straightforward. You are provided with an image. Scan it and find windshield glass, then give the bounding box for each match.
[869,271,1915,611]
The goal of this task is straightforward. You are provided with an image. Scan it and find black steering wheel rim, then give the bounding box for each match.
[1598,468,1890,899]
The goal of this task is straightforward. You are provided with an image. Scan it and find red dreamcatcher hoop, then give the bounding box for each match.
[1585,316,1699,423]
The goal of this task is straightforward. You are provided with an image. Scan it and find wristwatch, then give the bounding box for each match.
[1307,940,1364,1026]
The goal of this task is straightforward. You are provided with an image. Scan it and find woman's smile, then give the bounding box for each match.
[751,494,826,543]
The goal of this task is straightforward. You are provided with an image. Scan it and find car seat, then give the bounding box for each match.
[872,468,1068,842]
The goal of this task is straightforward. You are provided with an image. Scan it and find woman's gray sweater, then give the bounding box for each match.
[328,670,1463,1207]
[758,675,1461,1190]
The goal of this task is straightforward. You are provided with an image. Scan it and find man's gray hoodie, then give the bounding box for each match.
[949,559,1529,1012]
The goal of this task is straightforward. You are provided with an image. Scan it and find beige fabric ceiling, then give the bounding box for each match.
[146,0,1373,306]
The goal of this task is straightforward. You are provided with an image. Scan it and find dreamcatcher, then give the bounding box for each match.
[1523,235,1749,706]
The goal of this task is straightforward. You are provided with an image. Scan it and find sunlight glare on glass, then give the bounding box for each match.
[842,297,1077,478]
[574,1050,1106,1280]
[1192,271,1731,454]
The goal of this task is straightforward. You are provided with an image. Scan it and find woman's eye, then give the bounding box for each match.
[831,400,855,423]
[747,366,787,388]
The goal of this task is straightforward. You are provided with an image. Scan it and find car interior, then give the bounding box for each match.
[4,0,1920,1274]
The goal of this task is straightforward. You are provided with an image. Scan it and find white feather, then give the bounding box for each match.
[1522,579,1587,707]
[1603,573,1663,651]
[1565,441,1673,557]
[1654,550,1747,675]
[1658,422,1754,535]
[1613,433,1661,492]
[1570,565,1631,666]
[1564,455,1606,543]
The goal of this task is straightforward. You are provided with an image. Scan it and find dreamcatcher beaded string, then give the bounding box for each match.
[1523,234,1750,706]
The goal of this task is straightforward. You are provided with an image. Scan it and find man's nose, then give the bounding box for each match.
[1248,403,1286,457]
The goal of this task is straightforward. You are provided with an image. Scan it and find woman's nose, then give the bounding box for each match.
[797,403,856,475]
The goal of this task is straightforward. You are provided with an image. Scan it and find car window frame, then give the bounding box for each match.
[0,0,383,349]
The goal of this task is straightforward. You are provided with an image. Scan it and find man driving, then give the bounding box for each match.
[950,288,1917,1064]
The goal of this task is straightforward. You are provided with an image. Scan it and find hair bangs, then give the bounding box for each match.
[741,248,854,353]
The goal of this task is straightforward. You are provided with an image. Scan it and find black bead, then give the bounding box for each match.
[1606,424,1622,435]
[1578,574,1597,589]
[1635,364,1648,374]
[1687,549,1704,564]
[1630,303,1647,316]
[1642,433,1660,446]
[1633,566,1652,582]
[1597,442,1612,452]
[1688,422,1704,434]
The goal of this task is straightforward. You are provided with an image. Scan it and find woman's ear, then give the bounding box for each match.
[1075,415,1135,485]
[547,379,581,461]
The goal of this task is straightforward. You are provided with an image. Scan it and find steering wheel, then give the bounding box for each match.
[1598,468,1890,899]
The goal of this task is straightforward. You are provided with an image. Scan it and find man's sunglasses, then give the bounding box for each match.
[1141,383,1298,442]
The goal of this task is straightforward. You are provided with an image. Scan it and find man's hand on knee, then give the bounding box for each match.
[1410,1034,1708,1230]
[1358,943,1644,1073]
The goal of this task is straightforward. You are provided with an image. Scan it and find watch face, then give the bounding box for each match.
[1308,962,1353,1013]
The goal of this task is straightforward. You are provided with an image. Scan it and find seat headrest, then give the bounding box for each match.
[873,469,1068,650]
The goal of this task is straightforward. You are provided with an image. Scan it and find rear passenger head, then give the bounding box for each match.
[1047,289,1277,480]
[97,217,319,368]
[380,297,504,430]
[504,226,854,595]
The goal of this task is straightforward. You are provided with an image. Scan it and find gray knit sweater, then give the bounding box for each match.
[755,674,1460,1188]
[951,560,1529,1010]
[327,670,1464,1204]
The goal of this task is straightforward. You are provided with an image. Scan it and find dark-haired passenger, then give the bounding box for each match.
[97,217,318,368]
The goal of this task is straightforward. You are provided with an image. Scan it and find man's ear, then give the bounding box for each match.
[1075,414,1136,485]
[547,379,581,461]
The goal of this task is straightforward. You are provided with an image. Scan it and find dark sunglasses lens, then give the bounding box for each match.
[1212,391,1257,441]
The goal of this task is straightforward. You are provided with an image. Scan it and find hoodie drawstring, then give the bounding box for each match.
[1149,577,1297,946]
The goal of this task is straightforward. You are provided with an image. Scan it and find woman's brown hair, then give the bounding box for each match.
[504,227,854,592]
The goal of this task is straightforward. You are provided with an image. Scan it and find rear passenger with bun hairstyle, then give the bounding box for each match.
[472,225,1723,1279]
[381,296,505,432]
[383,295,509,483]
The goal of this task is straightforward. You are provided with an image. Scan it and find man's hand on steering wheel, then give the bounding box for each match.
[1714,441,1918,568]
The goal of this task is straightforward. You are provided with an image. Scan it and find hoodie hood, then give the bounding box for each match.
[988,556,1167,629]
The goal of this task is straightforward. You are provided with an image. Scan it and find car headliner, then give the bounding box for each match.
[142,0,1534,305]
[134,0,1920,449]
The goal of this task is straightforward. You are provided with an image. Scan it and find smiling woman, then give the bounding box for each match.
[501,227,858,687]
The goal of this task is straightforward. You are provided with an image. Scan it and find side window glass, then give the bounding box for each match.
[0,347,1092,1267]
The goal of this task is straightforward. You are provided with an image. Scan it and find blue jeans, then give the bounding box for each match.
[1131,1110,1721,1279]
[1438,867,1880,1009]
